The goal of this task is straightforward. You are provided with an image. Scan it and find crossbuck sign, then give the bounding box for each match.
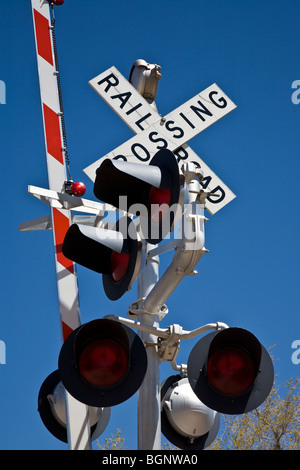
[84,66,237,214]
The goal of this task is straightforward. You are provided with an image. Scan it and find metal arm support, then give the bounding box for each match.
[105,315,228,340]
[129,165,209,319]
[104,314,229,374]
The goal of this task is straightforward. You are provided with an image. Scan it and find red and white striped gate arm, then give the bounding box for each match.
[31,0,91,449]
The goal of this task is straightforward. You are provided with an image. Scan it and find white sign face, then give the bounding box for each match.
[85,67,236,214]
[89,66,160,134]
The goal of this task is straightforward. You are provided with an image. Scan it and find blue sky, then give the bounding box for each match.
[1,0,300,450]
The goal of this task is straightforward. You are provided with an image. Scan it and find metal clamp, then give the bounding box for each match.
[128,298,169,320]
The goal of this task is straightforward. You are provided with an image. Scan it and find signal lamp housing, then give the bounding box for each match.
[93,149,182,244]
[160,376,220,450]
[58,319,148,408]
[187,327,274,415]
[38,370,110,443]
[62,216,141,300]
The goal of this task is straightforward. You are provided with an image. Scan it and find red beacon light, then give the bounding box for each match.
[64,180,86,197]
[52,0,65,5]
[70,181,86,197]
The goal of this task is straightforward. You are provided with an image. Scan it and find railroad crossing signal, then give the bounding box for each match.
[65,61,272,448]
[24,7,275,448]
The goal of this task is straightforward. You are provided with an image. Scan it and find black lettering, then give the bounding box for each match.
[131,143,150,161]
[135,113,153,131]
[207,185,225,204]
[190,100,213,122]
[209,90,227,109]
[113,155,127,161]
[165,120,184,138]
[97,73,119,92]
[126,102,143,115]
[200,175,212,190]
[179,112,195,129]
[111,91,132,109]
[174,146,189,163]
[149,132,168,149]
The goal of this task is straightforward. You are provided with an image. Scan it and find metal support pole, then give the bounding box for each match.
[137,241,161,450]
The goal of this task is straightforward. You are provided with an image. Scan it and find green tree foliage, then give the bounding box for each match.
[208,377,300,450]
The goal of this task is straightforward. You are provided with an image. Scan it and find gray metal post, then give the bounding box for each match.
[137,241,161,450]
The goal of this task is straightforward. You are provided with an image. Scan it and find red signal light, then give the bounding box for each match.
[188,328,274,415]
[78,338,129,388]
[93,149,180,244]
[207,346,256,395]
[148,187,171,222]
[52,0,65,5]
[110,251,130,282]
[70,181,86,197]
[58,319,147,407]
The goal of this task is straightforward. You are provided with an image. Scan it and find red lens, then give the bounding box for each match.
[148,186,171,222]
[110,251,130,282]
[78,338,129,387]
[70,181,86,197]
[207,346,256,395]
